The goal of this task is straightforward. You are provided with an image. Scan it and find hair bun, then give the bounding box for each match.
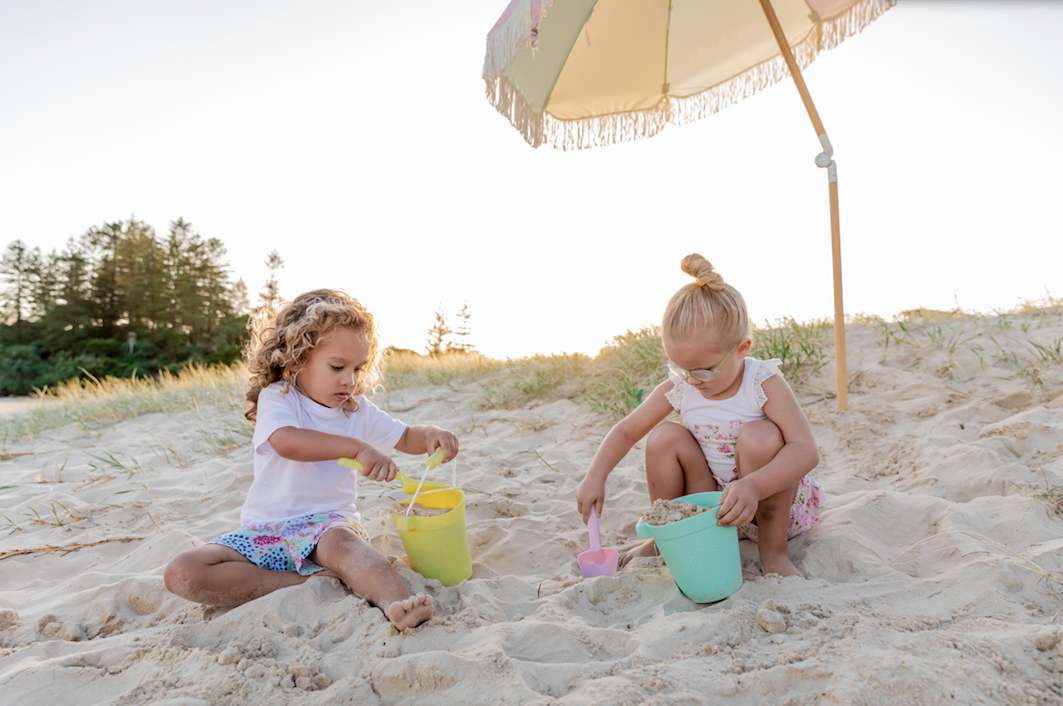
[681,253,724,291]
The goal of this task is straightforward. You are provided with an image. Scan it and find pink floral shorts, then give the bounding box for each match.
[208,512,369,576]
[711,467,824,542]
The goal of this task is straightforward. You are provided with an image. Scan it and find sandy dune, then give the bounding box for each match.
[1,314,1062,704]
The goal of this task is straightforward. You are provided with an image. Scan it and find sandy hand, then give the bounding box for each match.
[387,592,434,631]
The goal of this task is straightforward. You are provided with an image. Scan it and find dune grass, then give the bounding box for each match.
[855,295,1063,389]
[470,320,835,417]
[0,319,842,435]
[3,301,1059,439]
[0,363,247,446]
[750,318,832,388]
[381,350,505,389]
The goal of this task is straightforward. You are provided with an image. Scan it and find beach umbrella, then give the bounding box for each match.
[482,0,899,410]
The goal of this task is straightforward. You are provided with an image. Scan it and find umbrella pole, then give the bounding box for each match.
[758,0,848,411]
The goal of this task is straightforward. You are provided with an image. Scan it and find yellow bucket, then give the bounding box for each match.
[389,487,472,587]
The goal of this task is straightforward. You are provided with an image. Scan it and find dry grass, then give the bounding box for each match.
[582,327,667,417]
[0,536,142,561]
[0,363,247,444]
[750,318,831,389]
[381,350,504,389]
[3,302,1058,437]
[478,353,590,410]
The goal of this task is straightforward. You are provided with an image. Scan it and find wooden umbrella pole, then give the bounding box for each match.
[758,0,848,411]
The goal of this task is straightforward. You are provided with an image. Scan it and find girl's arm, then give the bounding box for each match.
[576,380,675,523]
[394,425,460,463]
[268,427,399,482]
[716,375,819,525]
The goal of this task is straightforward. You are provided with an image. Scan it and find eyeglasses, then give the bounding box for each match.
[667,342,739,382]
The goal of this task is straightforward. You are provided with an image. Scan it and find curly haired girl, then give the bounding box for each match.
[165,289,457,629]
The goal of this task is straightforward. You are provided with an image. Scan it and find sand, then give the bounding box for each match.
[641,499,709,526]
[2,313,1063,704]
[390,501,454,519]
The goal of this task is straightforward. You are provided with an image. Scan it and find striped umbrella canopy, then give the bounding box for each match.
[482,0,898,410]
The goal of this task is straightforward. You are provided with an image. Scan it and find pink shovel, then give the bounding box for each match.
[578,507,619,578]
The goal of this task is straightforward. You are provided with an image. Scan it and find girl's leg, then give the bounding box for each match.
[309,527,433,630]
[735,420,801,578]
[164,545,310,606]
[618,421,718,567]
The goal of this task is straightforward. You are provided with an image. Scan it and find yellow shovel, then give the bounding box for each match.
[338,447,448,495]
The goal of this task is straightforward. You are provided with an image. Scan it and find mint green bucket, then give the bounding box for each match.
[635,492,743,603]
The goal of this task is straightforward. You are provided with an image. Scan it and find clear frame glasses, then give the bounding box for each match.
[667,341,739,382]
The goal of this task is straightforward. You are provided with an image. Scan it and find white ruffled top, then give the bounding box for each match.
[665,357,783,475]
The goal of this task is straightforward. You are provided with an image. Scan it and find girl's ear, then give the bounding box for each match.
[737,338,753,357]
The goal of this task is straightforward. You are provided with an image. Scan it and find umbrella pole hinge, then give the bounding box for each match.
[815,132,836,182]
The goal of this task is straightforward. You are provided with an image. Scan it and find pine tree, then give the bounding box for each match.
[163,218,203,343]
[425,306,452,356]
[84,221,126,337]
[231,279,250,316]
[117,218,165,338]
[259,250,284,310]
[0,240,36,342]
[446,302,475,353]
[199,237,233,339]
[28,249,59,320]
[50,236,93,345]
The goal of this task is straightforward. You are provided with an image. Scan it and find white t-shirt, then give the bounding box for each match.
[241,382,407,526]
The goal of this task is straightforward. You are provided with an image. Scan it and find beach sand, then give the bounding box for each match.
[1,314,1062,704]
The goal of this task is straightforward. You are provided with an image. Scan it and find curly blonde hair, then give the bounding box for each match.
[244,289,381,423]
[662,253,751,346]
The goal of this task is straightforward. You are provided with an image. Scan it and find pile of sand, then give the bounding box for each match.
[389,501,453,519]
[2,312,1062,704]
[640,499,708,526]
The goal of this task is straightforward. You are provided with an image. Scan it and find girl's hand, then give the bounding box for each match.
[716,478,759,528]
[576,476,607,524]
[355,443,401,482]
[424,427,459,463]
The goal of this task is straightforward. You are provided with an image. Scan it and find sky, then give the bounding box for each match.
[1,0,1061,359]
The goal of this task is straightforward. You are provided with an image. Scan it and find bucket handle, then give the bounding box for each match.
[407,450,454,516]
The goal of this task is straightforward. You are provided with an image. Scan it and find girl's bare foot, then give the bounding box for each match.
[760,553,803,578]
[386,593,434,630]
[617,538,659,568]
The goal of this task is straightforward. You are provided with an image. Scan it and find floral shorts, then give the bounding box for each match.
[711,467,824,542]
[208,512,370,576]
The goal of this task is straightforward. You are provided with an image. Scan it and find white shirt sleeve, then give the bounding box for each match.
[664,372,686,413]
[753,358,784,408]
[252,385,300,454]
[353,396,407,452]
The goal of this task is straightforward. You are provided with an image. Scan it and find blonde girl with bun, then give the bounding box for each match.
[165,289,458,629]
[576,255,823,578]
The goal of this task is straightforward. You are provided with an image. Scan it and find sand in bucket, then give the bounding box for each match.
[339,452,472,587]
[635,491,742,603]
[390,487,472,587]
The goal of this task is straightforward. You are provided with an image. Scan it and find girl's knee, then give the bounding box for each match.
[735,420,784,477]
[737,420,783,453]
[313,527,370,568]
[164,551,202,596]
[646,421,695,455]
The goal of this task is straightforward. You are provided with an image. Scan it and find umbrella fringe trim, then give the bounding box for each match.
[671,0,897,128]
[482,0,557,80]
[804,0,899,60]
[484,75,546,149]
[484,75,670,151]
[484,0,897,151]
